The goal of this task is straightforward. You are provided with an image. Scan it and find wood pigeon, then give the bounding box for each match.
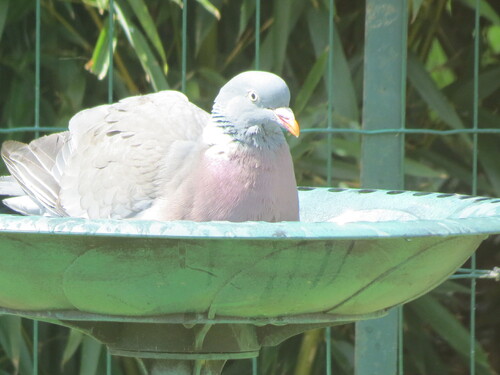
[0,71,300,222]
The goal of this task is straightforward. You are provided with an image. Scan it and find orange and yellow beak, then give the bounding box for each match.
[273,107,300,137]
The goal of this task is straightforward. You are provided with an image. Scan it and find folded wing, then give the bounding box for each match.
[1,91,210,219]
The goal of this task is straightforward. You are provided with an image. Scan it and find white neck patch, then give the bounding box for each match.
[202,122,235,146]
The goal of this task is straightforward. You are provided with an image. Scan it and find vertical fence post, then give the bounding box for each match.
[325,0,335,371]
[34,0,41,138]
[469,1,481,374]
[181,0,188,93]
[106,2,115,372]
[33,0,42,370]
[108,0,114,104]
[355,1,408,374]
[254,0,260,70]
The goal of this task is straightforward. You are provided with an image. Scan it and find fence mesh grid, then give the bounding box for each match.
[0,0,496,373]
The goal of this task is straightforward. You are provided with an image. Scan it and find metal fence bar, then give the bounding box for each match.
[326,0,335,186]
[33,320,38,375]
[469,0,481,374]
[252,357,258,375]
[253,0,261,371]
[34,0,41,138]
[108,0,114,104]
[325,1,335,372]
[106,2,115,371]
[181,0,188,93]
[5,126,500,136]
[107,351,112,375]
[255,0,260,70]
[398,309,404,375]
[355,1,408,374]
[325,327,332,375]
[32,0,42,372]
[300,128,500,135]
[3,1,497,374]
[398,3,409,372]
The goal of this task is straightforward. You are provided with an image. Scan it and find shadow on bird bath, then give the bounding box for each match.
[1,188,500,374]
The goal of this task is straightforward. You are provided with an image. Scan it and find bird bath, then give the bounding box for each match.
[0,187,500,374]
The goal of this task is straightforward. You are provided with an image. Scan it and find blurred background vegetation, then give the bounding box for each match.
[0,0,499,374]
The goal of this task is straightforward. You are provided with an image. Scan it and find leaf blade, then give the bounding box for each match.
[407,53,470,146]
[114,1,169,90]
[0,0,9,43]
[124,0,167,64]
[62,329,84,369]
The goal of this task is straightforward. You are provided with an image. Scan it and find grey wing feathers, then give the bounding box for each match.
[1,90,210,218]
[0,175,47,216]
[59,91,210,218]
[2,196,46,216]
[1,133,70,216]
[0,176,24,196]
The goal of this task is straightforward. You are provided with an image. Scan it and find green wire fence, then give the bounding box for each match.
[1,0,498,374]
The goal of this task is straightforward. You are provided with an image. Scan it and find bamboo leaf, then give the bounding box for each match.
[62,329,84,369]
[293,329,322,375]
[457,0,500,25]
[408,53,465,130]
[434,280,471,295]
[405,308,450,375]
[124,0,167,64]
[197,67,226,88]
[0,317,32,374]
[86,17,116,80]
[55,60,87,123]
[194,0,221,59]
[196,0,220,20]
[294,50,328,115]
[0,0,30,25]
[409,0,425,22]
[1,77,34,128]
[307,7,360,122]
[478,110,500,195]
[79,336,103,375]
[271,0,293,74]
[410,295,495,375]
[423,148,492,192]
[82,0,109,12]
[448,67,500,110]
[0,0,9,43]
[330,339,354,374]
[426,39,456,88]
[405,158,447,178]
[18,328,33,375]
[487,25,500,53]
[114,1,169,90]
[0,315,21,371]
[238,0,256,38]
[407,53,469,143]
[260,0,306,73]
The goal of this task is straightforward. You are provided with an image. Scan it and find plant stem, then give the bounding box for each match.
[294,329,324,375]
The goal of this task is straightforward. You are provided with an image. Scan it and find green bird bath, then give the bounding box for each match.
[1,188,500,374]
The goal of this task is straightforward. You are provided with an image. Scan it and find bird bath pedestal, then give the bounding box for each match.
[1,188,500,374]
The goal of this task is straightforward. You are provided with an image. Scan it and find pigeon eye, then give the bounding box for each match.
[248,91,259,102]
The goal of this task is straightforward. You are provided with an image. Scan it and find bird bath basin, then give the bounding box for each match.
[0,187,500,374]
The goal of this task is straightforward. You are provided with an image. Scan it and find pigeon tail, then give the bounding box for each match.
[1,134,69,216]
[0,175,25,196]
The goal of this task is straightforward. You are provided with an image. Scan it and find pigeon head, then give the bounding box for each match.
[209,71,300,147]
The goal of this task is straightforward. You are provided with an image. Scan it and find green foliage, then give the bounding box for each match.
[0,0,499,374]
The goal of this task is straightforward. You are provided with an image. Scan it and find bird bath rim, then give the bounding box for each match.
[0,187,499,240]
[0,187,498,372]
